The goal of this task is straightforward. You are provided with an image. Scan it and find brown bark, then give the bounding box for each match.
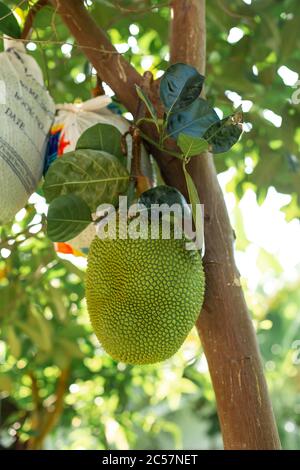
[169,0,281,450]
[170,0,206,75]
[27,368,70,450]
[49,0,281,449]
[50,0,141,114]
[21,0,49,39]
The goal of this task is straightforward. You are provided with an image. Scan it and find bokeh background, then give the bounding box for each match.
[1,0,300,450]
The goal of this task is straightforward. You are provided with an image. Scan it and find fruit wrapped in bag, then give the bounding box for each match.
[45,96,152,256]
[0,37,55,224]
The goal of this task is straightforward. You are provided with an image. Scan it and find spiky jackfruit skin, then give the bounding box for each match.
[86,225,205,365]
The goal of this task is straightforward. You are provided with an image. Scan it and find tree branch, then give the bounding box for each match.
[169,0,281,450]
[48,0,281,449]
[92,75,105,97]
[21,0,49,40]
[28,368,70,450]
[50,0,142,114]
[28,371,42,441]
[170,0,206,75]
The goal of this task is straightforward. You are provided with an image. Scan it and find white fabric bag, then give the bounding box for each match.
[0,38,55,224]
[49,96,151,175]
[48,96,153,255]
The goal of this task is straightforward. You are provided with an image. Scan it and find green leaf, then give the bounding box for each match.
[135,85,158,125]
[94,0,115,7]
[76,123,126,165]
[0,375,13,393]
[178,133,208,157]
[257,247,282,275]
[16,321,50,352]
[136,117,158,126]
[57,338,85,359]
[204,114,243,153]
[183,162,204,251]
[233,205,249,251]
[0,2,21,38]
[53,351,71,369]
[43,149,130,211]
[167,98,220,140]
[160,63,205,113]
[47,194,92,243]
[7,326,22,359]
[30,308,53,353]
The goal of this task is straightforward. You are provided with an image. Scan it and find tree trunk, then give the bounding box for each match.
[51,0,281,449]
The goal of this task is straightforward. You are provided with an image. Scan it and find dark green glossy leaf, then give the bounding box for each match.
[138,185,190,215]
[204,114,243,153]
[160,63,205,113]
[167,98,219,140]
[47,194,92,242]
[43,149,130,211]
[76,123,126,165]
[0,2,21,38]
[178,133,208,157]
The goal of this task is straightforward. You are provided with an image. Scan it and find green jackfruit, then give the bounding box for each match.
[86,220,205,365]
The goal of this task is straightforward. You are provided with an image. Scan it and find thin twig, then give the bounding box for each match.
[0,221,45,249]
[92,75,105,97]
[1,35,124,55]
[34,24,51,88]
[0,0,28,22]
[28,367,70,450]
[111,0,171,14]
[21,0,49,39]
[217,0,254,21]
[28,371,42,438]
[135,71,153,122]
